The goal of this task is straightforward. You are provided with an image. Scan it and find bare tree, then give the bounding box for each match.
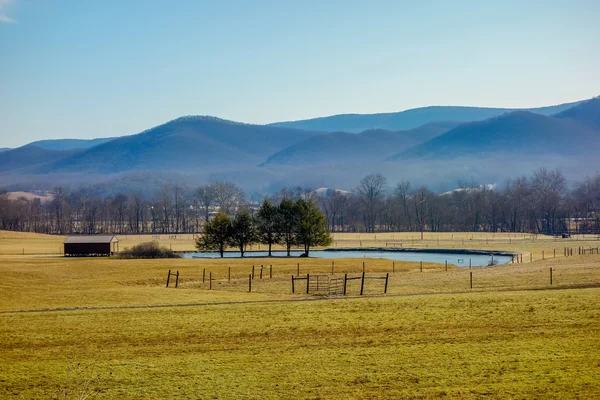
[531,168,566,234]
[195,185,215,224]
[394,181,413,231]
[212,181,244,216]
[356,173,387,233]
[413,186,430,240]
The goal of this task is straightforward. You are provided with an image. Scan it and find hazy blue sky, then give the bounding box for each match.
[1,0,599,147]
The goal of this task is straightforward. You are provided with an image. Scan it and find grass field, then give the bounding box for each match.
[3,230,600,260]
[1,231,599,398]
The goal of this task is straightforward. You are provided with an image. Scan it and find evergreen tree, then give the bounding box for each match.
[195,212,231,258]
[296,198,333,256]
[256,199,280,256]
[229,207,256,257]
[277,197,299,256]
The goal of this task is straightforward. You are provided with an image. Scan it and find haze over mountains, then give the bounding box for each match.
[268,101,583,132]
[261,122,459,166]
[1,97,598,194]
[27,138,117,151]
[388,103,600,160]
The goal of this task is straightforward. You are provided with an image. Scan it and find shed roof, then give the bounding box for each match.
[64,235,118,244]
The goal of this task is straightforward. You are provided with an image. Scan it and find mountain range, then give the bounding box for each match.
[1,97,598,193]
[268,101,583,132]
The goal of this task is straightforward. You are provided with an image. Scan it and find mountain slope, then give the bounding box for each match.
[261,122,459,166]
[269,100,584,133]
[27,137,117,151]
[36,116,321,173]
[388,111,599,161]
[554,97,600,130]
[0,146,83,172]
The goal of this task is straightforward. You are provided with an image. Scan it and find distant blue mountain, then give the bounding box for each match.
[269,100,585,133]
[33,116,321,173]
[0,145,83,172]
[26,137,117,151]
[554,96,600,130]
[388,98,600,161]
[261,122,459,166]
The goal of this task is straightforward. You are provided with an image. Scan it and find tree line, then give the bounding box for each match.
[196,198,332,257]
[1,168,599,236]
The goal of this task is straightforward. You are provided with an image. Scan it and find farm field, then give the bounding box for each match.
[1,231,599,398]
[2,230,600,259]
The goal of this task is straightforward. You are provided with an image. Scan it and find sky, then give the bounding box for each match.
[0,0,599,148]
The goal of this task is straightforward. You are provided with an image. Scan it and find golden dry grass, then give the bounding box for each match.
[1,231,600,399]
[1,289,599,399]
[1,253,599,313]
[2,230,600,261]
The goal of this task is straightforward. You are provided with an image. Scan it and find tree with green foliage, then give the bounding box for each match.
[195,212,231,258]
[277,197,299,256]
[296,198,333,256]
[255,199,280,256]
[229,207,256,257]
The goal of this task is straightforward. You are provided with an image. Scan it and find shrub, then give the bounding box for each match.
[119,241,180,259]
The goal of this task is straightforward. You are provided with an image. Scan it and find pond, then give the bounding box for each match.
[181,249,513,267]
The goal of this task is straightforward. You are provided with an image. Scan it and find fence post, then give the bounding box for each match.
[542,251,544,260]
[331,261,334,275]
[175,271,179,288]
[270,265,273,279]
[470,271,473,289]
[249,274,252,292]
[260,265,263,279]
[297,263,300,276]
[209,272,212,289]
[393,261,395,273]
[360,272,365,295]
[203,268,205,283]
[228,267,231,282]
[384,273,389,294]
[445,260,447,271]
[550,267,553,286]
[420,261,423,272]
[252,265,255,280]
[166,269,171,288]
[363,261,365,273]
[530,253,532,263]
[343,274,347,295]
[291,276,295,293]
[306,274,310,294]
[554,249,556,258]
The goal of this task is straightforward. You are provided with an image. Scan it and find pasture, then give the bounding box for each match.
[1,231,600,399]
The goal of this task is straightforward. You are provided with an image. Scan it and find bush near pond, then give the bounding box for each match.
[118,241,180,259]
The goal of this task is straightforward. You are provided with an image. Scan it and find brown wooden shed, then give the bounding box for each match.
[64,235,119,257]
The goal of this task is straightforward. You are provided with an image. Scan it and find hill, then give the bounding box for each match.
[554,97,600,130]
[0,146,83,173]
[269,100,584,133]
[261,122,459,166]
[0,148,11,153]
[27,137,117,151]
[388,110,599,161]
[34,116,321,174]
